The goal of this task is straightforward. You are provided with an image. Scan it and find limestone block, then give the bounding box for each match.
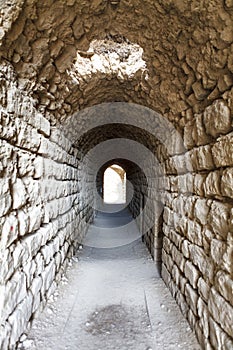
[187,219,202,246]
[54,251,62,271]
[218,73,233,92]
[162,249,173,272]
[0,179,11,216]
[171,264,180,286]
[185,283,198,316]
[72,18,85,40]
[202,227,214,253]
[41,237,60,265]
[184,260,200,288]
[171,244,186,272]
[30,276,42,300]
[215,270,233,304]
[0,249,14,284]
[168,229,184,250]
[0,112,17,142]
[1,213,18,249]
[22,231,42,258]
[0,141,14,176]
[184,151,194,172]
[17,151,34,177]
[209,316,233,350]
[210,238,227,266]
[222,232,233,275]
[13,242,29,270]
[28,204,44,233]
[55,45,76,73]
[12,178,27,210]
[192,113,212,146]
[208,288,233,338]
[34,252,44,276]
[38,137,52,157]
[8,292,33,348]
[2,271,27,321]
[33,156,44,179]
[194,198,210,225]
[184,120,195,149]
[182,239,190,258]
[34,113,50,137]
[192,80,209,101]
[177,173,194,194]
[204,171,221,197]
[174,214,187,236]
[197,277,210,303]
[208,200,231,238]
[221,167,233,198]
[212,132,233,167]
[203,100,231,138]
[16,119,41,152]
[163,206,174,227]
[193,173,205,196]
[46,281,58,302]
[189,244,214,283]
[196,145,215,171]
[172,195,185,217]
[23,178,40,205]
[44,199,59,221]
[197,298,209,338]
[23,259,36,287]
[179,274,188,295]
[41,261,56,295]
[43,158,56,178]
[184,195,196,218]
[163,236,172,254]
[0,323,11,350]
[18,209,29,237]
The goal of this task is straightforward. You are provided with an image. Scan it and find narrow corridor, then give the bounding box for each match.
[22,206,200,350]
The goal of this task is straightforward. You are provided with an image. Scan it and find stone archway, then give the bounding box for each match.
[0,1,233,349]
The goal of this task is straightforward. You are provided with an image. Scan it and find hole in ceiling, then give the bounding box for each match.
[68,35,148,83]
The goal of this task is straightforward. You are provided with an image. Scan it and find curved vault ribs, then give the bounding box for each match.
[82,138,162,235]
[1,0,232,125]
[61,103,186,158]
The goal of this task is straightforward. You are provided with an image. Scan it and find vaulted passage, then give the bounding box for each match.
[24,205,200,349]
[0,1,233,349]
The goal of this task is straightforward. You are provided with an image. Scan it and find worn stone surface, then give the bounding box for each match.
[0,1,233,349]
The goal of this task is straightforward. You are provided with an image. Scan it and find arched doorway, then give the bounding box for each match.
[103,164,126,204]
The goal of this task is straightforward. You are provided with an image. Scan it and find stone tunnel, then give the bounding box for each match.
[0,0,233,349]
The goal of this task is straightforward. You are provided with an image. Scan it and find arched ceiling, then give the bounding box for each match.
[75,123,159,156]
[1,0,233,128]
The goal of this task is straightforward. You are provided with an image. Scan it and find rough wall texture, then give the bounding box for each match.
[0,61,93,349]
[0,0,233,349]
[160,97,233,349]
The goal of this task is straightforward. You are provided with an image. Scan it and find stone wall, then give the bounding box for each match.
[160,97,233,349]
[127,153,164,270]
[0,61,93,349]
[0,1,233,349]
[124,94,233,349]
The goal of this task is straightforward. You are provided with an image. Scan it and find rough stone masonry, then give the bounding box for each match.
[0,0,232,349]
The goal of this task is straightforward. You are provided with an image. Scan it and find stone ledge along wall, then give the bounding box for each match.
[0,61,93,349]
